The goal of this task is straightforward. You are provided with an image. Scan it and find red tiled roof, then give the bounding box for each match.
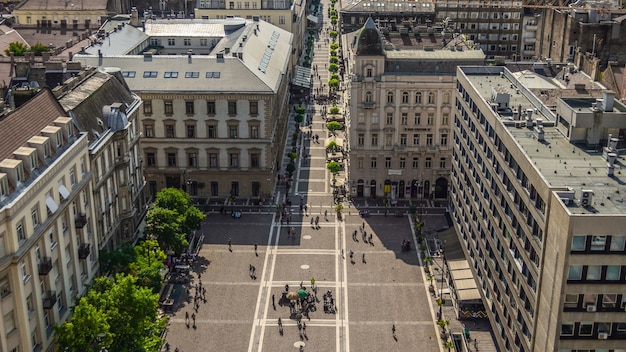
[0,88,68,160]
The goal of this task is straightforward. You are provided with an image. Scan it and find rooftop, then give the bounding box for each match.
[461,65,626,215]
[342,0,435,13]
[16,0,109,11]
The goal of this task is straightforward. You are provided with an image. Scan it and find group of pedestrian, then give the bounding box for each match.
[310,215,321,229]
[249,264,257,280]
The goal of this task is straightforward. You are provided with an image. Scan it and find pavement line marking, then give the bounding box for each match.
[335,217,341,352]
[341,217,350,352]
[347,282,423,287]
[348,321,435,326]
[170,318,252,324]
[246,210,278,352]
[275,249,337,255]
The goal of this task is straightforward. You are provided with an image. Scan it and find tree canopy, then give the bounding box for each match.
[56,274,165,352]
[327,160,342,174]
[4,42,51,56]
[146,188,206,255]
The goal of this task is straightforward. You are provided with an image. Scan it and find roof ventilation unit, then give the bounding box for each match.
[581,190,594,206]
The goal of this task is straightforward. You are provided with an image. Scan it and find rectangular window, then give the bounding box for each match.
[228,101,237,115]
[184,38,191,46]
[143,71,158,78]
[21,260,29,282]
[439,157,446,168]
[249,101,258,116]
[0,278,10,298]
[357,157,364,169]
[425,157,432,168]
[165,124,175,138]
[251,154,260,168]
[17,222,25,242]
[164,71,179,78]
[185,72,200,78]
[209,153,218,168]
[413,134,420,145]
[144,125,154,138]
[414,113,421,125]
[207,101,216,115]
[187,125,196,138]
[412,157,419,168]
[164,101,173,115]
[188,153,197,167]
[606,265,621,280]
[229,153,239,168]
[427,114,434,125]
[442,113,449,125]
[591,236,606,251]
[385,134,393,146]
[386,113,393,125]
[146,153,156,166]
[143,101,152,114]
[370,157,377,168]
[399,157,406,168]
[371,134,378,146]
[185,101,195,114]
[401,113,408,125]
[229,126,238,139]
[400,134,407,146]
[560,323,574,336]
[611,236,626,251]
[168,38,175,45]
[579,323,593,336]
[200,38,208,46]
[167,153,176,167]
[568,265,582,280]
[426,134,433,145]
[31,207,39,227]
[358,134,365,146]
[441,134,448,146]
[385,157,391,168]
[207,124,217,138]
[571,236,586,251]
[250,125,259,139]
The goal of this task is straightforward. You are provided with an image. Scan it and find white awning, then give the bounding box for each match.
[293,65,312,89]
[45,194,58,213]
[58,183,70,200]
[307,15,319,23]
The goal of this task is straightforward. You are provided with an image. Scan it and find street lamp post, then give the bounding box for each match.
[438,240,447,320]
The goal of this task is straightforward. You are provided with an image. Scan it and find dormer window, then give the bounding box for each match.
[43,141,51,159]
[29,153,37,171]
[0,176,7,199]
[56,130,63,147]
[16,164,24,183]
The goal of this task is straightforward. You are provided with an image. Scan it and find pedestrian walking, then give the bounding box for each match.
[192,313,196,322]
[227,237,232,251]
[303,322,306,332]
[254,244,258,256]
[362,253,366,263]
[272,294,276,308]
[349,250,354,260]
[368,234,373,244]
[392,324,396,335]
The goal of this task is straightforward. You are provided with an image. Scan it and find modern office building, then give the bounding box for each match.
[451,64,626,351]
[57,67,147,251]
[348,18,484,201]
[74,17,293,199]
[0,88,98,352]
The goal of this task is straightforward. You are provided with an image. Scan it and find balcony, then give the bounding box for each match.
[78,243,90,259]
[37,257,53,275]
[74,213,87,228]
[525,24,537,31]
[42,291,57,309]
[359,102,377,109]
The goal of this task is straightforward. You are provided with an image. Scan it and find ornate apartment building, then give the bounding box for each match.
[348,18,484,201]
[452,64,626,351]
[57,67,147,251]
[0,89,98,352]
[75,18,293,199]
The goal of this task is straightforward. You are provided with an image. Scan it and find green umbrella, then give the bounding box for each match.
[297,289,309,298]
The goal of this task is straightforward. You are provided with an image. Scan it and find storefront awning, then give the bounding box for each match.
[307,15,319,23]
[457,288,481,302]
[45,194,59,214]
[293,65,312,89]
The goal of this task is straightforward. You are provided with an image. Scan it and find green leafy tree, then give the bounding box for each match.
[330,106,340,114]
[328,78,340,90]
[330,42,339,50]
[4,41,28,56]
[326,120,342,134]
[330,73,339,81]
[286,162,296,175]
[295,113,304,123]
[98,244,136,274]
[30,42,51,56]
[295,106,306,114]
[330,31,338,39]
[129,240,167,293]
[326,141,338,152]
[150,187,206,251]
[56,274,165,352]
[330,56,339,64]
[145,206,187,255]
[328,63,339,72]
[330,49,337,56]
[327,160,341,174]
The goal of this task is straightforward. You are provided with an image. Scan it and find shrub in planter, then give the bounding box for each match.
[330,49,338,56]
[330,73,339,81]
[295,113,304,123]
[329,56,339,64]
[328,63,339,72]
[329,31,338,39]
[288,152,298,160]
[295,106,306,114]
[330,106,340,114]
[286,163,296,176]
[326,121,342,133]
[328,78,339,89]
[309,29,315,35]
[330,42,339,50]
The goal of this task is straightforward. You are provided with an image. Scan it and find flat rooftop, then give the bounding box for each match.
[461,66,626,215]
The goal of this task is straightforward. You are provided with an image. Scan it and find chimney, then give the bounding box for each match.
[601,91,615,112]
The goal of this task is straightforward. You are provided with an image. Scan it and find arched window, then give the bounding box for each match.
[365,91,373,103]
[387,91,394,104]
[428,92,436,104]
[415,92,422,104]
[402,91,409,103]
[443,91,450,104]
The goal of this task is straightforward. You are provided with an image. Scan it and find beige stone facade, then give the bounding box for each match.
[0,90,98,352]
[348,18,484,201]
[452,65,626,352]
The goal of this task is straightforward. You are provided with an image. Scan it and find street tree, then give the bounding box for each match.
[328,63,339,72]
[145,206,187,255]
[328,78,340,90]
[129,239,167,293]
[98,244,136,274]
[327,160,342,175]
[326,120,342,134]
